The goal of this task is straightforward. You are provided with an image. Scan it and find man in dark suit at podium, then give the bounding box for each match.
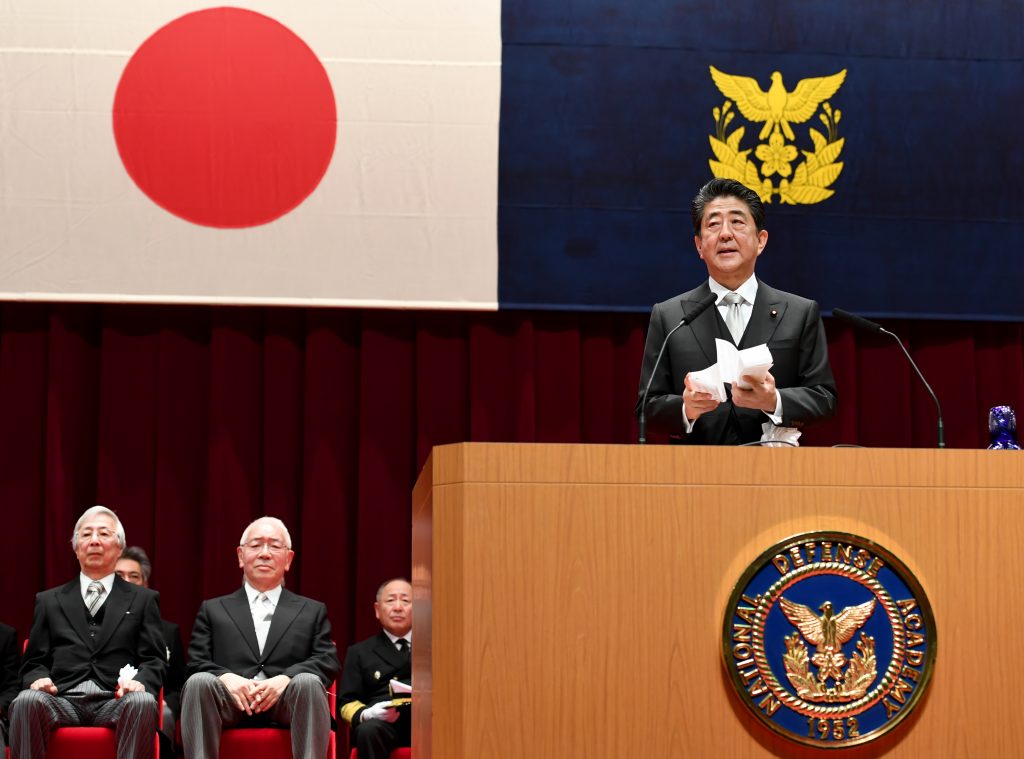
[9,505,165,759]
[636,178,837,444]
[339,578,412,759]
[181,516,339,759]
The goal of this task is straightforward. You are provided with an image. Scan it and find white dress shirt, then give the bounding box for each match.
[383,629,412,651]
[244,582,282,668]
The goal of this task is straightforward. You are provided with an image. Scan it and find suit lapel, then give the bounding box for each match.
[741,280,787,349]
[56,579,93,649]
[261,589,301,658]
[223,588,261,658]
[680,283,718,368]
[92,578,132,652]
[373,630,405,670]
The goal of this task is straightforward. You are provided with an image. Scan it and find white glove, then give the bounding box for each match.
[361,701,400,723]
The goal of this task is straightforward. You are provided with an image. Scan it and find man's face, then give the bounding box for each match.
[374,580,413,637]
[115,558,146,586]
[694,195,768,290]
[236,519,294,591]
[75,514,122,579]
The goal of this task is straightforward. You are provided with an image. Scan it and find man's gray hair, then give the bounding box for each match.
[239,516,293,549]
[71,505,125,549]
[376,577,412,601]
[119,545,153,583]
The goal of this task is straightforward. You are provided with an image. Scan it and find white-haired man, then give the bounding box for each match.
[10,505,165,759]
[181,516,339,759]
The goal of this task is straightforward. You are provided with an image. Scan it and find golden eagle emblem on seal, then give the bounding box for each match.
[779,597,877,702]
[707,66,847,205]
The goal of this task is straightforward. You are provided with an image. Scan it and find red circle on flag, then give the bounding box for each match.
[113,8,337,228]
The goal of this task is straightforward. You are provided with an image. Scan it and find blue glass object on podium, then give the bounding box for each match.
[987,405,1021,449]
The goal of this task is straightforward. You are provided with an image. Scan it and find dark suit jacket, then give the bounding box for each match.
[187,587,338,686]
[0,622,18,716]
[636,279,837,444]
[338,631,410,726]
[162,618,186,717]
[19,576,166,694]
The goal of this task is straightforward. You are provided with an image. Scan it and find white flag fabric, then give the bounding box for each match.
[0,1,500,308]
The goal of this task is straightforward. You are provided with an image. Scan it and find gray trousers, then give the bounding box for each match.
[9,680,158,759]
[181,672,330,759]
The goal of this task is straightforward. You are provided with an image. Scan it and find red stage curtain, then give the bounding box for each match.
[2,302,1022,648]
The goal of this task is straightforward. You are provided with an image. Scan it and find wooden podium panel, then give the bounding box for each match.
[411,444,1024,758]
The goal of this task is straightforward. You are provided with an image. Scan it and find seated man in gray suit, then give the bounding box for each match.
[9,505,165,759]
[181,516,339,759]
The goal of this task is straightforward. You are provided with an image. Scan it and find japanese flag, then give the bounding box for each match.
[0,1,500,308]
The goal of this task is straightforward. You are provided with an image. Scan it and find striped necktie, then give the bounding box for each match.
[85,581,105,616]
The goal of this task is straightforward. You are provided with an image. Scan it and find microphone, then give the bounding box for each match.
[832,308,945,448]
[638,292,718,444]
[832,308,884,334]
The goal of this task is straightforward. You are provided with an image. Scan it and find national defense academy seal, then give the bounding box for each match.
[722,532,936,747]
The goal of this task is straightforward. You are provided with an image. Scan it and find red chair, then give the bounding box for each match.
[16,640,161,759]
[44,692,163,759]
[218,680,337,759]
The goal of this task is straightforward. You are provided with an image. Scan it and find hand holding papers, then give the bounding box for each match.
[689,340,774,401]
[717,339,773,390]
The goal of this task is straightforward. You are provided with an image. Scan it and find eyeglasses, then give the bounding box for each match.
[78,528,117,542]
[241,540,289,553]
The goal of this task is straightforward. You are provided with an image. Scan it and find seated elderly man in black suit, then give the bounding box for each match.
[9,505,166,759]
[181,516,339,759]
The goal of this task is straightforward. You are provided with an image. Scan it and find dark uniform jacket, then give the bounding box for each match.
[338,631,411,726]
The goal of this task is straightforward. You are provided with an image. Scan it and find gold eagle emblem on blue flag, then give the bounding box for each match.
[707,66,847,205]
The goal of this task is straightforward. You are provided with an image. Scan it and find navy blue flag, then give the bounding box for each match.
[498,0,1024,320]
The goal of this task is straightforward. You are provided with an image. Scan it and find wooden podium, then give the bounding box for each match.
[411,443,1024,757]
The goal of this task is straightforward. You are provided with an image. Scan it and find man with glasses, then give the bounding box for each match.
[181,516,339,759]
[9,505,166,759]
[116,546,186,756]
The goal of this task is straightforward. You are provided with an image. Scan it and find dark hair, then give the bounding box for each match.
[119,545,153,583]
[691,178,766,234]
